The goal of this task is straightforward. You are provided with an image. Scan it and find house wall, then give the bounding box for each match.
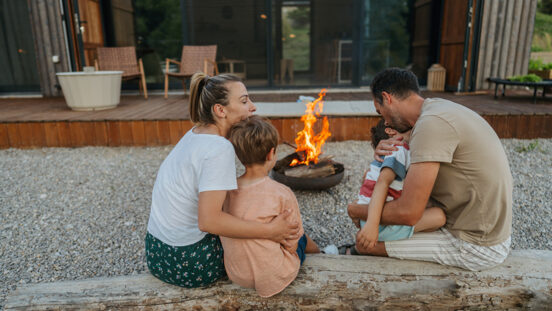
[476,0,537,90]
[28,0,71,97]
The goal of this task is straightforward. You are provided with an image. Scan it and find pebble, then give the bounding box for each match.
[0,139,551,308]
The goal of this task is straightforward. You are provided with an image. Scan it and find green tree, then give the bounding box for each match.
[287,6,310,28]
[540,0,552,14]
[134,0,182,60]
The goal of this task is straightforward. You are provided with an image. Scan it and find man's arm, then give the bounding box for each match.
[380,162,440,226]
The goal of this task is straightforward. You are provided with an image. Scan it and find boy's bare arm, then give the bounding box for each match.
[356,167,396,249]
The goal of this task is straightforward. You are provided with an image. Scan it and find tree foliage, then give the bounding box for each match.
[539,0,552,15]
[134,0,182,60]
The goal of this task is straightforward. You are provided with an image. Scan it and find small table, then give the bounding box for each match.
[56,71,123,111]
[218,59,246,79]
[487,77,552,104]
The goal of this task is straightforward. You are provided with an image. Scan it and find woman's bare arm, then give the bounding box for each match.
[197,190,301,244]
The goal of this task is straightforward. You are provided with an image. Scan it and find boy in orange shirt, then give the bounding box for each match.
[222,116,320,297]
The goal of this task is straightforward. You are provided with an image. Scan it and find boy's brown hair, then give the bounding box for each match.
[228,115,279,165]
[370,118,390,150]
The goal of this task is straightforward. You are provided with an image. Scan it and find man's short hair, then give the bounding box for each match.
[370,118,390,150]
[370,68,420,105]
[228,115,279,166]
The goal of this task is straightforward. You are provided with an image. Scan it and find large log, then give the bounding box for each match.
[284,162,335,178]
[5,250,552,310]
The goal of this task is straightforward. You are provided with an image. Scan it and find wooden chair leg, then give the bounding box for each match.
[182,80,187,96]
[164,74,169,99]
[141,76,148,99]
[139,59,148,99]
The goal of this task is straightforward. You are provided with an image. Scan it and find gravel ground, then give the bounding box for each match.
[1,139,551,308]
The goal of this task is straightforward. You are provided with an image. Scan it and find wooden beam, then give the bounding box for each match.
[5,251,552,310]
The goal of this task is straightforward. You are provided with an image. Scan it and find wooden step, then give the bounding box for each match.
[5,250,552,310]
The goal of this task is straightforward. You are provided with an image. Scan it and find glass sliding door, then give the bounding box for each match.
[89,0,422,90]
[273,0,355,87]
[0,0,40,93]
[133,0,182,86]
[360,0,413,84]
[185,0,269,87]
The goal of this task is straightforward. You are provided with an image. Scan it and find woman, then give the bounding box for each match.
[145,73,300,287]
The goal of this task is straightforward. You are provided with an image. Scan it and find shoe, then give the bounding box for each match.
[338,244,355,255]
[338,244,361,255]
[322,244,338,255]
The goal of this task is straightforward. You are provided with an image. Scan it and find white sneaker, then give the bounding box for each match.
[322,244,339,255]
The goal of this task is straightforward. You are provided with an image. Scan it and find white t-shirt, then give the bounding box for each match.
[147,129,238,246]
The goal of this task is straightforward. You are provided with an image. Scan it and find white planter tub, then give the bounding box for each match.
[56,71,123,111]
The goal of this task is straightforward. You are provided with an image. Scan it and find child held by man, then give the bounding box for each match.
[347,119,446,253]
[221,115,320,297]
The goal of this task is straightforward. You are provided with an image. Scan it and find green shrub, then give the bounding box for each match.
[529,59,552,71]
[532,12,552,52]
[508,74,543,82]
[529,59,545,70]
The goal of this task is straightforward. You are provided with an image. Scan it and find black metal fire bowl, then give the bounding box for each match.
[270,152,345,191]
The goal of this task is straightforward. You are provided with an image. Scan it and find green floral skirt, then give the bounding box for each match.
[145,232,226,288]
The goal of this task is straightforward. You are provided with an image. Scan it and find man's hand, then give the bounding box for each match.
[374,137,404,162]
[356,222,379,250]
[347,201,368,229]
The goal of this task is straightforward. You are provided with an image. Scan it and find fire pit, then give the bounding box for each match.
[271,152,344,190]
[270,89,345,190]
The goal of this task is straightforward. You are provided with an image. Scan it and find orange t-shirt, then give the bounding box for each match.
[220,177,304,297]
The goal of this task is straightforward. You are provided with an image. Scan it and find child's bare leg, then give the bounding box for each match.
[305,234,320,253]
[347,202,369,228]
[413,207,446,232]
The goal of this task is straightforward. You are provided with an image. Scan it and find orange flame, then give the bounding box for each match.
[290,89,331,166]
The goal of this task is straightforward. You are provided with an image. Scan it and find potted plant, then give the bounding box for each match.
[528,59,552,80]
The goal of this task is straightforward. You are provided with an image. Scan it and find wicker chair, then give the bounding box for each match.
[94,46,148,99]
[164,45,219,99]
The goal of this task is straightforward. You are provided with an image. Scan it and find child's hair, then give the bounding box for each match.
[228,115,279,166]
[370,119,390,149]
[189,72,242,125]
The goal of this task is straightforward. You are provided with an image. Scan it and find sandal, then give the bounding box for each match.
[338,244,356,255]
[338,244,362,255]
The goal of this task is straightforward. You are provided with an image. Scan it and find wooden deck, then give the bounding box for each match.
[1,90,551,148]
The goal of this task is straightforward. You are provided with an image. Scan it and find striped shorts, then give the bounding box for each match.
[385,228,511,271]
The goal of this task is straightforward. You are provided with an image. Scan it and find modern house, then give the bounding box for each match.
[1,0,537,97]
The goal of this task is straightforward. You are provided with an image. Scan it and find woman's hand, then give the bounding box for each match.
[267,209,301,245]
[374,136,404,162]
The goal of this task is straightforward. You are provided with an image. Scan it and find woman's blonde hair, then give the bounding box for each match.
[189,72,242,124]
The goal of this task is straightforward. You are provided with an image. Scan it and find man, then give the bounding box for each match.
[351,68,512,271]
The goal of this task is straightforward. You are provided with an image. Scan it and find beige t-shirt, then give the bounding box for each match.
[220,177,304,298]
[409,98,512,246]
